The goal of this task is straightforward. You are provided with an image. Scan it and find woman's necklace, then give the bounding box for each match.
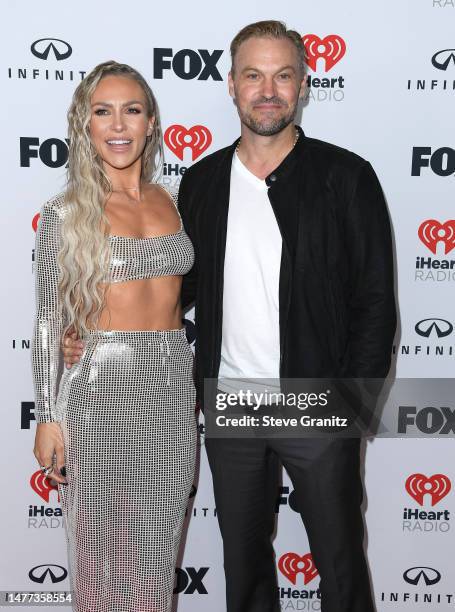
[111,186,140,192]
[110,186,143,203]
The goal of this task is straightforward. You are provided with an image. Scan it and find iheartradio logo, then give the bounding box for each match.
[405,473,451,507]
[30,469,60,503]
[278,552,319,585]
[32,213,40,232]
[418,219,455,255]
[164,124,212,161]
[303,34,346,72]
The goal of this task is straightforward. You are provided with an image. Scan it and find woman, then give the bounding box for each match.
[32,61,196,612]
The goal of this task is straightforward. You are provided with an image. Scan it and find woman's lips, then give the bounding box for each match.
[106,139,133,152]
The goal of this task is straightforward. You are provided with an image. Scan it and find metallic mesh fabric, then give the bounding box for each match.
[109,187,194,284]
[31,187,197,611]
[58,329,196,612]
[32,188,194,423]
[32,198,65,423]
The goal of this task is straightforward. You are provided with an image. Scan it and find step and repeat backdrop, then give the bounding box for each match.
[1,0,454,610]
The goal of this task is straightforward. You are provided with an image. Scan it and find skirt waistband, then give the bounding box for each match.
[82,327,187,342]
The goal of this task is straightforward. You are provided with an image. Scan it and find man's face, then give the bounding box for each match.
[228,36,306,136]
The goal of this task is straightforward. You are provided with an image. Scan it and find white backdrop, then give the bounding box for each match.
[1,0,454,610]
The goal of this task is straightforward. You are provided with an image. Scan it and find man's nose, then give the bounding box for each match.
[260,76,278,99]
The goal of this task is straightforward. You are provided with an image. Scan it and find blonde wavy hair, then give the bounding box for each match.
[58,61,163,336]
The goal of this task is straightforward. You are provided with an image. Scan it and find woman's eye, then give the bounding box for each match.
[127,107,141,114]
[94,108,108,116]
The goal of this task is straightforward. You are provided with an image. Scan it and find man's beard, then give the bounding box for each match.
[236,95,298,136]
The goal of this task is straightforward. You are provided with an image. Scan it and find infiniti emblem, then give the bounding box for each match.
[31,38,72,61]
[415,318,453,338]
[403,566,441,586]
[431,49,455,71]
[29,564,68,584]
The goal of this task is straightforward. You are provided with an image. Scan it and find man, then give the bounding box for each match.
[178,20,395,612]
[64,20,396,612]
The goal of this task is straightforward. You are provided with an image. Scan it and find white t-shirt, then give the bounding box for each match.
[218,151,282,386]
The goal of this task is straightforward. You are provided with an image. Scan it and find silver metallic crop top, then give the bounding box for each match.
[31,185,194,422]
[109,187,194,282]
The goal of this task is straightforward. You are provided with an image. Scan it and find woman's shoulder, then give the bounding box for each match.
[41,192,69,219]
[156,182,179,206]
[37,193,71,237]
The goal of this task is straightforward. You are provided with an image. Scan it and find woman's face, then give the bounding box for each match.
[89,75,154,172]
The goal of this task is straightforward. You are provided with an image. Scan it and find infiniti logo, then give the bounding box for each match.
[30,38,72,61]
[431,49,455,71]
[403,566,441,586]
[415,318,453,338]
[29,564,67,584]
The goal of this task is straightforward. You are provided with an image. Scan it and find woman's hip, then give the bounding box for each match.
[56,327,195,419]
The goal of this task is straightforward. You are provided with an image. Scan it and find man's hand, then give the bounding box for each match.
[62,330,84,369]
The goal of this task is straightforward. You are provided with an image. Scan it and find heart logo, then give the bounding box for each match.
[405,473,451,507]
[32,212,40,233]
[164,124,212,161]
[278,552,319,585]
[418,219,455,255]
[303,34,346,72]
[30,469,60,503]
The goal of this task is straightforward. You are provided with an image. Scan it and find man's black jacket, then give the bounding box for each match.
[178,127,397,406]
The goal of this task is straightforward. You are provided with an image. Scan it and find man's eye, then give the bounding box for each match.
[279,73,291,80]
[247,73,258,80]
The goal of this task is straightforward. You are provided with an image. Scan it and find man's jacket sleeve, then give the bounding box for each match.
[342,162,397,377]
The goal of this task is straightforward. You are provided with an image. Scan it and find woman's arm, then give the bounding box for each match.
[31,198,65,422]
[31,197,67,483]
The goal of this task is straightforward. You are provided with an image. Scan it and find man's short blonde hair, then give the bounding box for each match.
[230,20,307,77]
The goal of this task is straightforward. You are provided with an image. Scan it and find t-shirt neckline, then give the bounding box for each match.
[232,151,268,190]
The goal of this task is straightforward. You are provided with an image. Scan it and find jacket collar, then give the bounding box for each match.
[225,125,306,185]
[265,125,306,186]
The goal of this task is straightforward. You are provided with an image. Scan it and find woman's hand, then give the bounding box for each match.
[62,330,84,368]
[33,423,67,484]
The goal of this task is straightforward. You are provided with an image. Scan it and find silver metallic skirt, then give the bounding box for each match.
[56,328,197,612]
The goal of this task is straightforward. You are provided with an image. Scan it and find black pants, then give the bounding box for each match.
[205,436,375,612]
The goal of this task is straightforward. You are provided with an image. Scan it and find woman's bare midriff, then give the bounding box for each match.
[97,275,183,331]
